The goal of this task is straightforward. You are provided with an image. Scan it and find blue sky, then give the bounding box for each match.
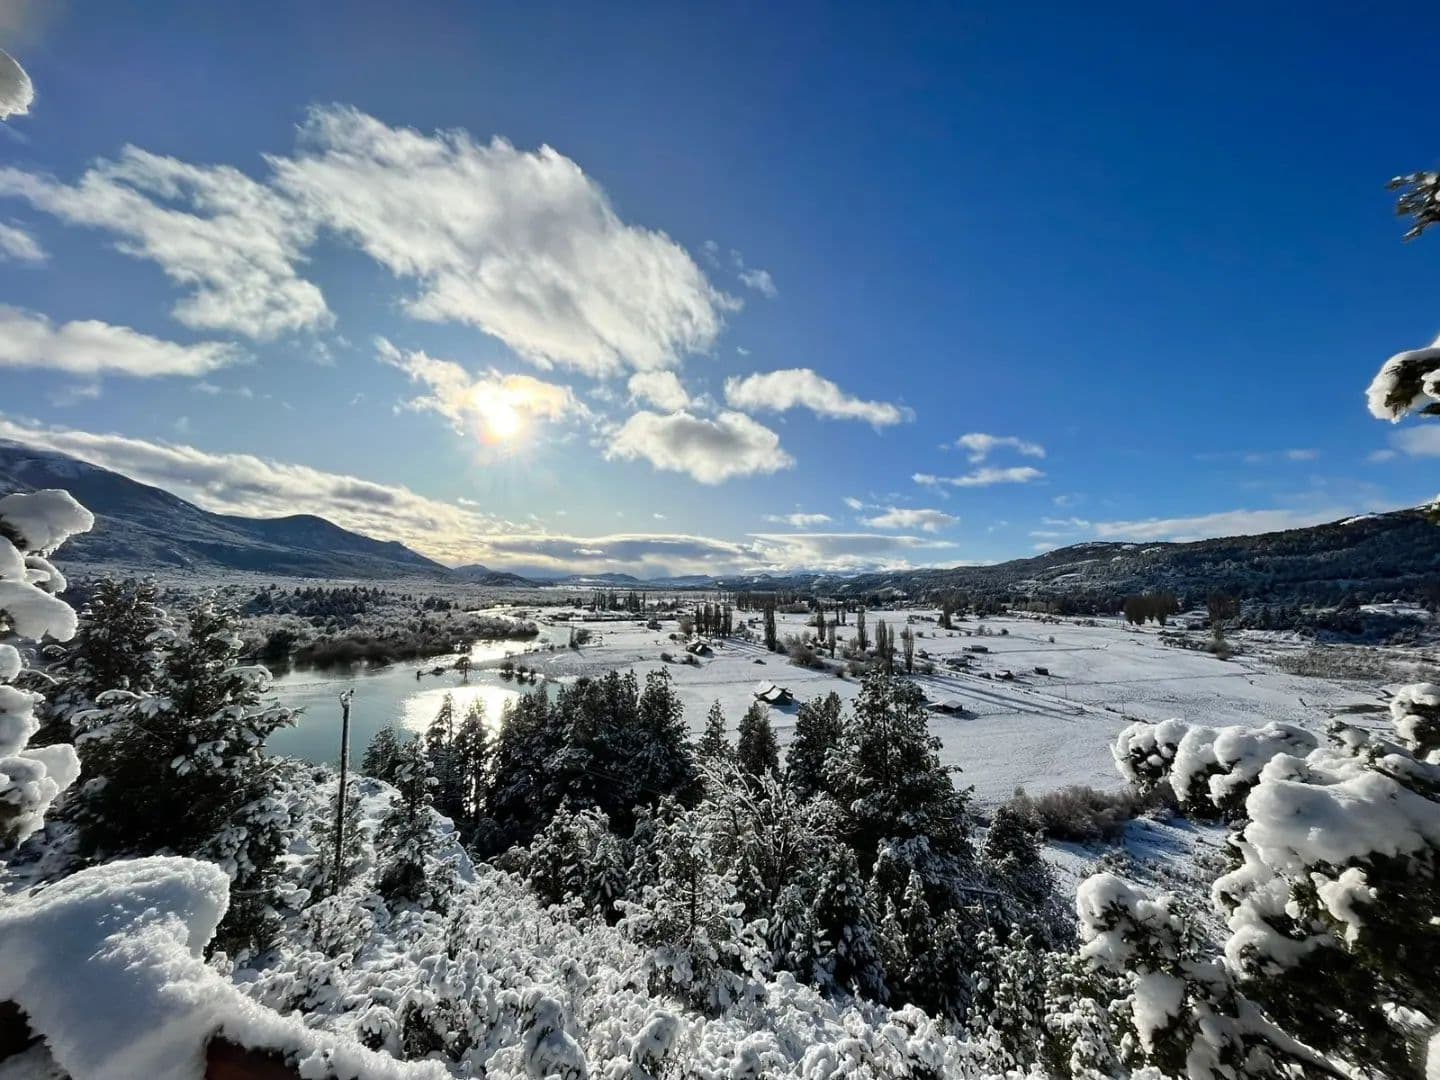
[1,2,1438,576]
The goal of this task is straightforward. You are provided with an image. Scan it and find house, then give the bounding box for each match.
[753,681,793,705]
[685,640,713,656]
[930,697,968,715]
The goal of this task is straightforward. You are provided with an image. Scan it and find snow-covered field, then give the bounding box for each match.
[285,605,1405,807]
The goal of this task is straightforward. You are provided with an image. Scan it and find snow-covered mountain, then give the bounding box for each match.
[0,441,448,579]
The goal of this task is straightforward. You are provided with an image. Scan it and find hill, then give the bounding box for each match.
[0,441,449,579]
[827,509,1440,607]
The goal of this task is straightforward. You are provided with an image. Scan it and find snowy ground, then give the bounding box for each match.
[422,606,1406,806]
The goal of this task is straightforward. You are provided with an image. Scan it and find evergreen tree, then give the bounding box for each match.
[38,576,170,744]
[900,625,915,674]
[807,841,887,1000]
[763,602,778,652]
[856,607,868,652]
[67,598,295,950]
[827,672,971,873]
[361,725,405,783]
[452,699,489,821]
[785,692,843,800]
[376,738,438,906]
[310,779,365,898]
[617,808,754,1012]
[425,693,464,822]
[736,701,779,778]
[696,700,731,762]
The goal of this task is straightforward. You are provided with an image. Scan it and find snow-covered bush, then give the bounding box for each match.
[0,488,91,846]
[1114,718,1317,820]
[1212,720,1440,1076]
[1111,718,1188,796]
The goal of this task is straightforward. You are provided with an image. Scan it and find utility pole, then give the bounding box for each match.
[332,688,354,898]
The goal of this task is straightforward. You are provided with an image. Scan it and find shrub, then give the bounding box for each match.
[1005,784,1173,843]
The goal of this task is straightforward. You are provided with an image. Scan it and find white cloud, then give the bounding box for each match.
[0,148,328,340]
[764,512,832,528]
[607,409,793,484]
[843,496,865,510]
[724,368,911,427]
[861,507,958,532]
[955,432,1045,463]
[627,370,691,412]
[0,416,505,564]
[1092,507,1352,543]
[914,466,1044,488]
[272,106,730,375]
[0,221,43,261]
[747,531,959,573]
[0,305,241,378]
[1391,426,1440,458]
[0,50,33,120]
[738,267,777,299]
[1368,448,1399,463]
[377,338,583,445]
[1042,515,1091,528]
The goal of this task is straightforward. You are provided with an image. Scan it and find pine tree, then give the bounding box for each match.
[696,700,731,762]
[38,576,170,745]
[736,701,779,778]
[856,607,868,652]
[617,808,753,1012]
[763,602,778,652]
[376,738,438,906]
[785,692,843,800]
[425,693,464,822]
[808,841,887,1000]
[310,779,365,898]
[361,725,405,783]
[828,672,971,872]
[452,699,489,821]
[67,598,295,949]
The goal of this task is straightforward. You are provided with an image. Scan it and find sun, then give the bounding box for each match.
[484,398,523,441]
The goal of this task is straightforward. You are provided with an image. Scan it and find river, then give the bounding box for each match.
[264,635,556,765]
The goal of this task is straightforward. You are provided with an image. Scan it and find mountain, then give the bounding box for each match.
[825,510,1440,607]
[450,563,539,587]
[0,441,449,579]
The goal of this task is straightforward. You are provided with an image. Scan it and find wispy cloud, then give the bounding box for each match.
[955,432,1045,463]
[764,512,833,528]
[273,106,732,375]
[377,338,584,445]
[914,466,1044,488]
[0,220,43,261]
[861,506,958,532]
[1091,507,1354,542]
[725,368,911,427]
[0,148,328,339]
[0,305,241,378]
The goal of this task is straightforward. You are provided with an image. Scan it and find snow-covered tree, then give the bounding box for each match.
[1210,714,1440,1077]
[452,698,490,821]
[617,806,758,1012]
[526,804,628,920]
[1075,872,1299,1079]
[827,672,971,873]
[67,597,294,949]
[309,777,366,898]
[376,737,440,907]
[736,700,778,779]
[785,691,843,800]
[696,700,730,762]
[425,693,465,822]
[361,724,406,784]
[0,489,91,847]
[37,576,170,745]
